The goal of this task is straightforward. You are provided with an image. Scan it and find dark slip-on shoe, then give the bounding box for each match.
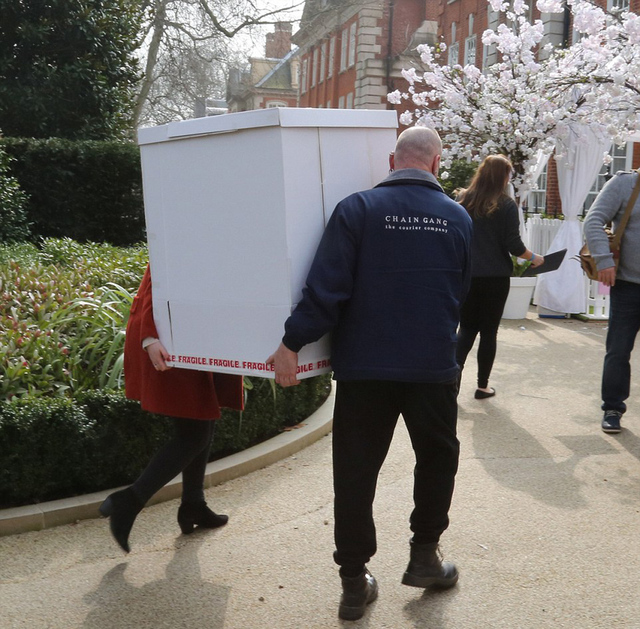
[474,388,496,399]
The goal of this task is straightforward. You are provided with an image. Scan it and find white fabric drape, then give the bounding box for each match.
[534,124,611,313]
[520,150,551,247]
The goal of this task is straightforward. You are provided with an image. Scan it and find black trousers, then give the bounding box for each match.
[132,417,215,505]
[332,379,459,571]
[456,276,510,389]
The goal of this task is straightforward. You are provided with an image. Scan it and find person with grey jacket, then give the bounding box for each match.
[584,170,640,434]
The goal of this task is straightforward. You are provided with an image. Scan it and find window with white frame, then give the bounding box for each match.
[319,41,326,82]
[464,36,476,66]
[327,99,332,108]
[311,48,318,87]
[484,6,498,69]
[338,95,345,108]
[266,101,287,108]
[301,57,308,94]
[448,22,458,66]
[464,13,476,67]
[526,165,548,213]
[340,27,348,72]
[584,143,632,212]
[482,43,489,70]
[348,22,357,67]
[328,36,335,77]
[448,42,459,66]
[346,92,353,108]
[608,0,630,9]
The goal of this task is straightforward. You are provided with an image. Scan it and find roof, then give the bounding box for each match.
[255,47,298,89]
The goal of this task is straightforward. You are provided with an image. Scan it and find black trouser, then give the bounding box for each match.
[332,379,459,572]
[132,417,215,505]
[456,276,510,389]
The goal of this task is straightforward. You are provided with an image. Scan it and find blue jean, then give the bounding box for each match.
[602,280,640,414]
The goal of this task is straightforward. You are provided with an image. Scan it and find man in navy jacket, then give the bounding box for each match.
[267,126,472,621]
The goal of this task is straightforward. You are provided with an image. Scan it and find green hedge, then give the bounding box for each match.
[0,142,30,242]
[1,138,144,245]
[0,375,332,509]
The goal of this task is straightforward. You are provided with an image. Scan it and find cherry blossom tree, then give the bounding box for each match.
[389,0,640,201]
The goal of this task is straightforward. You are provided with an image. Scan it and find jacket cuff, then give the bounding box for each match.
[282,335,304,353]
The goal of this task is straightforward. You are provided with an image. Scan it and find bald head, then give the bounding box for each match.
[391,126,442,175]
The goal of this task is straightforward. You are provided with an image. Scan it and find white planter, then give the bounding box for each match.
[537,305,569,319]
[502,276,537,319]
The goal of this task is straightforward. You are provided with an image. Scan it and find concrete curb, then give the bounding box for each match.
[0,388,335,537]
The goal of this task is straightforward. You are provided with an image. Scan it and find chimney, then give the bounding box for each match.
[265,22,292,59]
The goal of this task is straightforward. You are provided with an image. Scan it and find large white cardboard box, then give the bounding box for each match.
[137,107,398,379]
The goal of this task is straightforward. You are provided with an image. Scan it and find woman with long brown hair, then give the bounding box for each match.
[456,155,544,398]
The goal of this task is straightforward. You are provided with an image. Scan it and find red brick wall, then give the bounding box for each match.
[633,142,640,170]
[299,17,358,109]
[390,0,426,54]
[545,158,562,216]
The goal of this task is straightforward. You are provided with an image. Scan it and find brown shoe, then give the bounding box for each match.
[401,541,458,588]
[338,569,378,621]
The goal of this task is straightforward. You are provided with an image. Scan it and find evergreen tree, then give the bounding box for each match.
[0,0,142,139]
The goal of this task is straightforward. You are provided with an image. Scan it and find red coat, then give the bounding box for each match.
[124,267,244,420]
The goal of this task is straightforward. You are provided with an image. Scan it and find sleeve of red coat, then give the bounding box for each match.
[137,266,159,340]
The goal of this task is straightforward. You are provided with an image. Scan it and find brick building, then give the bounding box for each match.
[292,0,640,215]
[293,0,438,110]
[227,23,299,112]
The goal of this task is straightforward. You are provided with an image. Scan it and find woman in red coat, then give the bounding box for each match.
[99,266,244,553]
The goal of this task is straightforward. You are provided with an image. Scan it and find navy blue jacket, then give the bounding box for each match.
[282,169,473,382]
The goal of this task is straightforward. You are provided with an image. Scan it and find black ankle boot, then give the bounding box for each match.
[338,568,378,621]
[401,541,459,588]
[99,488,144,553]
[177,501,228,534]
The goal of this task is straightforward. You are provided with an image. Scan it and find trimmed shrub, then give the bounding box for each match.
[75,391,176,491]
[1,138,144,245]
[0,141,30,242]
[213,375,332,456]
[0,376,332,508]
[0,397,97,505]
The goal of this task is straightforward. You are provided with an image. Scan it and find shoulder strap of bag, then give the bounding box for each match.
[612,168,640,249]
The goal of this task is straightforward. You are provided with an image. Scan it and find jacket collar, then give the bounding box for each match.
[375,168,444,192]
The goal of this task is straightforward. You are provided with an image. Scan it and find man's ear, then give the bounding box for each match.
[432,154,441,177]
[389,152,395,172]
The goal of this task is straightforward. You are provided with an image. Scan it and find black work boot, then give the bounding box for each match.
[338,568,378,621]
[401,541,459,588]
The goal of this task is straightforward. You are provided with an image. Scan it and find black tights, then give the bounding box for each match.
[132,417,215,505]
[456,276,510,389]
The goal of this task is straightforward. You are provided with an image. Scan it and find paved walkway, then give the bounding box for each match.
[2,311,640,629]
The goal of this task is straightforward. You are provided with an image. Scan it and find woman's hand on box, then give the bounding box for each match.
[147,340,172,371]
